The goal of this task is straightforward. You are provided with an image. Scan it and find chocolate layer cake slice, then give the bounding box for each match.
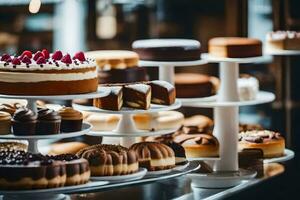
[148,80,176,105]
[94,86,123,111]
[123,84,151,110]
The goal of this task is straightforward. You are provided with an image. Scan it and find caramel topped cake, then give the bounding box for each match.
[130,142,175,171]
[208,37,262,58]
[266,31,300,50]
[77,144,138,176]
[0,50,98,95]
[238,130,285,158]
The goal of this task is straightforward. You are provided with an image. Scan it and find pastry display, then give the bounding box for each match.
[12,108,37,136]
[0,111,11,135]
[94,86,123,111]
[208,37,262,58]
[123,83,151,110]
[130,142,175,171]
[36,108,61,135]
[238,148,264,178]
[173,134,219,158]
[266,31,300,51]
[0,103,23,116]
[84,111,183,131]
[132,39,201,61]
[77,144,138,176]
[238,130,285,158]
[147,80,176,105]
[238,75,259,101]
[58,107,83,132]
[0,142,27,152]
[0,50,98,95]
[163,141,187,165]
[175,73,218,98]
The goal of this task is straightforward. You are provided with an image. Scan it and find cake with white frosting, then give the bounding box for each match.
[0,50,98,95]
[238,75,259,101]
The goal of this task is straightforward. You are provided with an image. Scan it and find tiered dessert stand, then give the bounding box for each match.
[0,88,109,153]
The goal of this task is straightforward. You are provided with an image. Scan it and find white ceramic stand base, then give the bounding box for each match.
[1,194,67,200]
[264,149,295,164]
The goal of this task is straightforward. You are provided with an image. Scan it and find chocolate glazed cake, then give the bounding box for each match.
[94,86,123,111]
[148,80,176,105]
[123,83,151,110]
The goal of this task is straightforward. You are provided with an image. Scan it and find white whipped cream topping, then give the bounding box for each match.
[132,39,200,49]
[0,70,97,83]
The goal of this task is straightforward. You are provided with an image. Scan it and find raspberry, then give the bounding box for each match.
[36,56,46,64]
[61,54,72,64]
[52,50,63,60]
[1,54,10,61]
[12,58,21,65]
[33,51,44,61]
[20,50,32,59]
[21,55,31,64]
[42,49,49,59]
[73,51,86,61]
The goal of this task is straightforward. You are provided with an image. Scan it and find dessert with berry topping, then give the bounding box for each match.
[0,50,98,95]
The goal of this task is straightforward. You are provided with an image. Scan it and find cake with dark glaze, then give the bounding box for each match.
[123,83,151,110]
[238,130,285,158]
[147,80,176,105]
[132,39,201,61]
[94,86,123,111]
[0,50,98,95]
[36,108,61,135]
[208,37,262,58]
[12,108,37,135]
[77,144,138,176]
[130,142,175,171]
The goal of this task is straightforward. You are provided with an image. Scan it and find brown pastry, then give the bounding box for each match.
[208,37,262,58]
[36,108,61,135]
[148,80,176,105]
[130,142,175,171]
[239,123,264,132]
[0,111,11,135]
[12,108,37,136]
[49,142,89,155]
[239,148,264,178]
[94,86,123,111]
[123,83,151,110]
[77,144,138,176]
[183,115,214,134]
[163,141,187,165]
[238,130,285,158]
[58,107,83,132]
[0,103,23,116]
[0,142,27,152]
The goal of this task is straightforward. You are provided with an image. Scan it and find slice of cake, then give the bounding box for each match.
[94,86,123,111]
[266,31,300,51]
[123,83,151,110]
[148,80,176,105]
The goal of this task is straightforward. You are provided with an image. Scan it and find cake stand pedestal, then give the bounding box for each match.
[74,100,181,147]
[265,49,300,148]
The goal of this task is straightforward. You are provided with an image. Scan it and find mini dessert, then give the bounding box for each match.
[132,39,201,61]
[36,108,61,135]
[238,130,285,158]
[0,50,97,95]
[239,123,264,132]
[183,115,214,133]
[0,142,27,152]
[0,111,11,135]
[77,144,138,176]
[12,108,37,135]
[147,80,176,105]
[58,107,83,132]
[208,37,262,58]
[93,86,123,111]
[84,111,183,131]
[97,68,147,84]
[0,103,23,116]
[238,148,264,178]
[52,154,90,186]
[123,83,151,110]
[266,31,300,51]
[163,141,187,165]
[175,73,218,98]
[174,134,219,158]
[130,142,175,171]
[238,75,259,101]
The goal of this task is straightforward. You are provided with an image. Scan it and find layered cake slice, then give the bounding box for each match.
[123,84,151,110]
[148,80,176,105]
[266,31,300,50]
[94,86,123,111]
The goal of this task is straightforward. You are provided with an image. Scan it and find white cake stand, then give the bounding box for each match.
[0,123,92,153]
[0,87,110,113]
[74,100,181,147]
[263,149,295,164]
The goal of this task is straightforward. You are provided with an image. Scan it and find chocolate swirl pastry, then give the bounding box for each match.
[130,142,175,171]
[238,130,285,158]
[37,108,61,135]
[77,144,138,176]
[174,134,219,158]
[12,108,37,136]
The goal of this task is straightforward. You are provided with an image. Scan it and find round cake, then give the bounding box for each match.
[130,142,175,171]
[0,50,98,95]
[175,73,218,98]
[238,130,285,158]
[132,39,201,61]
[77,144,138,176]
[173,134,219,158]
[208,37,262,58]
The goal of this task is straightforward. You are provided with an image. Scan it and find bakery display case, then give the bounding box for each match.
[0,0,299,200]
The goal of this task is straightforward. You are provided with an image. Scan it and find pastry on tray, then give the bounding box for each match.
[132,39,201,61]
[77,144,139,176]
[12,108,37,136]
[58,107,83,132]
[0,50,98,95]
[208,37,262,58]
[129,142,175,171]
[266,31,300,51]
[238,130,285,158]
